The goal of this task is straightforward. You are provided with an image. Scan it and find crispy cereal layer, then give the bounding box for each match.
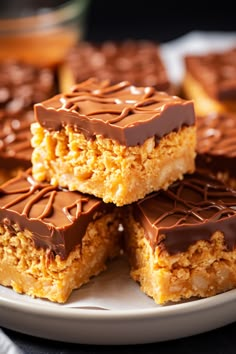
[0,212,121,303]
[124,213,236,304]
[31,123,196,206]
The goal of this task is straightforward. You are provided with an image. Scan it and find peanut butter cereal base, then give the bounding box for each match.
[124,213,236,305]
[0,213,121,303]
[31,124,196,206]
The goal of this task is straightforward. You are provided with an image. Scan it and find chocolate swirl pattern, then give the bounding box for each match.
[63,40,171,91]
[35,78,195,146]
[134,170,236,254]
[196,112,236,177]
[0,169,113,259]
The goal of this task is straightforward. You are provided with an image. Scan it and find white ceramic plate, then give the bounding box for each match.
[1,286,236,345]
[1,32,236,346]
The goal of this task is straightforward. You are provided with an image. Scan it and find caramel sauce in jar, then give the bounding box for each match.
[0,0,90,68]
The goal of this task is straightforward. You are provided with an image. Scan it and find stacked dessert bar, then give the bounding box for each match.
[31,78,195,206]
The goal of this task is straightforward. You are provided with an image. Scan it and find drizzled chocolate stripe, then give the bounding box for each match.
[133,170,236,254]
[34,78,195,146]
[196,112,236,177]
[0,169,114,259]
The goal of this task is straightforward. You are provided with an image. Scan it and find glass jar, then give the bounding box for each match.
[0,0,91,67]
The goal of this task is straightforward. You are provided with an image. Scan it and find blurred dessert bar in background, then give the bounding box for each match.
[0,60,56,184]
[196,111,236,188]
[182,47,236,115]
[31,78,196,206]
[124,169,236,304]
[59,40,174,93]
[0,169,122,303]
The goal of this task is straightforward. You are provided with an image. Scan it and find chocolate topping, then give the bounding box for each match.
[64,40,171,91]
[34,78,195,147]
[0,60,56,169]
[133,170,236,254]
[0,169,115,259]
[196,112,236,177]
[185,47,236,100]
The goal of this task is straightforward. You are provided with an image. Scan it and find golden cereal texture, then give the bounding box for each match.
[31,123,196,206]
[0,212,121,303]
[124,212,236,305]
[182,72,236,116]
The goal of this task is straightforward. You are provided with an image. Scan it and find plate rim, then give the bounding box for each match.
[1,286,236,319]
[1,287,236,344]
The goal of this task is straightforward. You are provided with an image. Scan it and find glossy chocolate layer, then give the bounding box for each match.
[0,169,114,259]
[185,47,236,100]
[0,60,56,169]
[63,40,171,91]
[133,170,236,254]
[196,112,236,178]
[34,78,195,147]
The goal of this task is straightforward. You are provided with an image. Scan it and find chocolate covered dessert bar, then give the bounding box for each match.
[59,40,173,93]
[0,60,56,183]
[0,169,121,303]
[182,47,236,115]
[196,111,236,188]
[124,170,236,304]
[31,78,196,206]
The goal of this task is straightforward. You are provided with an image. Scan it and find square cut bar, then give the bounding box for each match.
[182,47,236,116]
[0,169,121,303]
[196,111,236,189]
[59,40,174,94]
[31,78,196,206]
[124,170,236,305]
[0,60,56,183]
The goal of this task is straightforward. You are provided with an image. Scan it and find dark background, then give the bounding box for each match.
[85,0,236,43]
